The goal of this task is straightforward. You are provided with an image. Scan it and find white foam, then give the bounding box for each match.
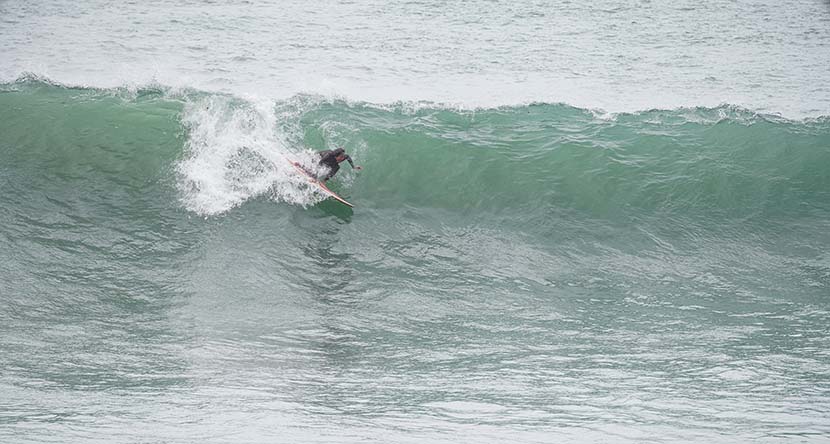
[2,0,828,118]
[176,94,330,216]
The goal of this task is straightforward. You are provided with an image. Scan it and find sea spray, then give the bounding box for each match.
[177,94,340,215]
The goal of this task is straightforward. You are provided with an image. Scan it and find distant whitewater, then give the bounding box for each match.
[2,0,829,117]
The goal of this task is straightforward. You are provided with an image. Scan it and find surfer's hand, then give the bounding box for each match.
[355,166,363,170]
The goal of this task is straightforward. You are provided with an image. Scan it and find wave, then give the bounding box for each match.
[2,79,829,223]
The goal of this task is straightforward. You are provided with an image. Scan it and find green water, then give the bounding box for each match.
[1,82,829,442]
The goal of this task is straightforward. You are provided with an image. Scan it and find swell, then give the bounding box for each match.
[1,80,828,224]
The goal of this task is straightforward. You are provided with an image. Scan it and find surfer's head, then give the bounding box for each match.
[333,147,346,161]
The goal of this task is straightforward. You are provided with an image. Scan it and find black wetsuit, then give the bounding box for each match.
[317,149,355,180]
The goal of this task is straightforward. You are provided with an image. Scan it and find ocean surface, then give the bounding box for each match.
[2,1,830,443]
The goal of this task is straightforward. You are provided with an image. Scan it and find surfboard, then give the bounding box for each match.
[288,160,354,208]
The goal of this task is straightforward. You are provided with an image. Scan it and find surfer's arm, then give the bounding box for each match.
[343,155,362,170]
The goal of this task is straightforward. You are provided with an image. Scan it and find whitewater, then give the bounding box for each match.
[2,0,829,116]
[1,1,830,443]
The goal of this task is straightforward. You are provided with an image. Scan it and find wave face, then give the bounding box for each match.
[3,81,829,221]
[2,81,830,443]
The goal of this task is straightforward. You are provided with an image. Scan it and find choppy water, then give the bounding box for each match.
[2,0,830,116]
[1,1,830,443]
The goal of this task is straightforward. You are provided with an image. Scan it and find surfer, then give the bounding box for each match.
[317,147,362,181]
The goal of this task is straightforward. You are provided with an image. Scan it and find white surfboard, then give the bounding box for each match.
[288,160,354,208]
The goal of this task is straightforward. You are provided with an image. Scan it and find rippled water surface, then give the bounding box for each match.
[1,1,829,443]
[2,0,829,115]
